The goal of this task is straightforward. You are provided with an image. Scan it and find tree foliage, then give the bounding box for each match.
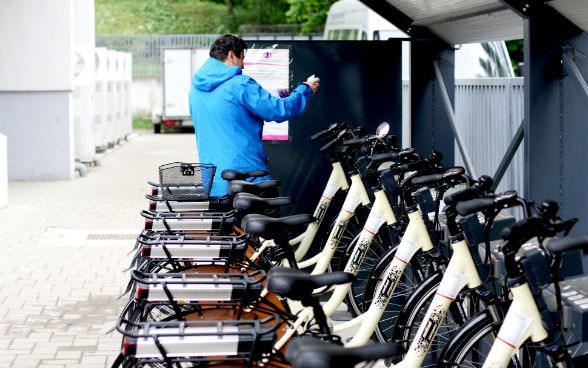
[286,0,337,34]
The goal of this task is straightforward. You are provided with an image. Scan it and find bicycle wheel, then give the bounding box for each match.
[434,310,542,368]
[387,272,483,367]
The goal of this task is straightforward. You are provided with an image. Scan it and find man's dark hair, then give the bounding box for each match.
[210,34,248,61]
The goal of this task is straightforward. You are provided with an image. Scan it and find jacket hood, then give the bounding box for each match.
[192,57,242,92]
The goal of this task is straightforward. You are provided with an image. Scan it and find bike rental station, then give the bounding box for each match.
[112,1,588,367]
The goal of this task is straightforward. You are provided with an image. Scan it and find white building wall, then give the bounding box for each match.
[0,0,76,180]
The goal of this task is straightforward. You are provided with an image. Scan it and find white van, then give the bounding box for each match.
[324,0,514,79]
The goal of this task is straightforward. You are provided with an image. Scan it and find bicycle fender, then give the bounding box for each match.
[437,309,495,361]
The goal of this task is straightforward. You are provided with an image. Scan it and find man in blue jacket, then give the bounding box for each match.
[189,34,320,197]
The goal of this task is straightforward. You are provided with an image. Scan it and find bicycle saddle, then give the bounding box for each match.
[241,213,314,240]
[221,169,269,181]
[232,192,294,214]
[266,267,355,301]
[286,336,401,368]
[228,179,281,196]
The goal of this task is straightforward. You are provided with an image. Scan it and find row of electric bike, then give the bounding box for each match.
[112,122,588,368]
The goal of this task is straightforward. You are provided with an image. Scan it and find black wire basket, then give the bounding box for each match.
[158,162,216,201]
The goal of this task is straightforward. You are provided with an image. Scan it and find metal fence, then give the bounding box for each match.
[96,34,323,78]
[96,34,219,78]
[454,77,525,194]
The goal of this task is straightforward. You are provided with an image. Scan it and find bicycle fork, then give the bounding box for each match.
[397,238,483,367]
[482,283,550,368]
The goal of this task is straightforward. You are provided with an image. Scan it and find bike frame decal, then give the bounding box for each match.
[496,309,533,348]
[342,194,360,214]
[347,232,373,274]
[374,259,407,309]
[436,269,466,301]
[364,212,386,235]
[394,237,420,264]
[322,181,339,200]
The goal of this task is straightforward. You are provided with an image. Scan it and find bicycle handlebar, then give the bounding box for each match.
[455,190,524,217]
[546,234,588,255]
[310,122,350,141]
[410,166,465,187]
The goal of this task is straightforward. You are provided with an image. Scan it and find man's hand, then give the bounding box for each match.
[305,74,320,95]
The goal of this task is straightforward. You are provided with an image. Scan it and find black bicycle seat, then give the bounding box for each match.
[241,213,314,240]
[228,179,281,196]
[221,169,269,181]
[232,192,294,214]
[266,267,355,301]
[286,336,401,368]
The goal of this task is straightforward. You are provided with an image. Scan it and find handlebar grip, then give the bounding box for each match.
[500,217,544,243]
[444,187,479,206]
[546,234,588,254]
[397,160,430,173]
[455,197,495,216]
[411,173,444,187]
[310,123,348,141]
[371,151,400,163]
[310,128,332,141]
[342,137,366,146]
[319,137,341,153]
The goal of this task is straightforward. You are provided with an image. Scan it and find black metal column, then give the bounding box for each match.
[524,6,587,231]
[411,40,456,165]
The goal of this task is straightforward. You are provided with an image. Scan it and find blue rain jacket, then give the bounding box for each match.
[189,57,313,196]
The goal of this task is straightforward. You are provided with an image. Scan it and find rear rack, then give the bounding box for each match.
[118,316,279,367]
[138,232,250,261]
[120,269,267,323]
[141,209,237,234]
[132,269,265,304]
[126,232,257,274]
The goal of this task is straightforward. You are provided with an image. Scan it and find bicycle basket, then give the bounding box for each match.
[158,162,216,201]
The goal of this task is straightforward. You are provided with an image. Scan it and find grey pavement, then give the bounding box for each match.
[0,130,198,367]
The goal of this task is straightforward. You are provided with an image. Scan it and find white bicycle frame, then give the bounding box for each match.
[248,161,350,264]
[292,161,350,261]
[256,169,371,322]
[482,265,549,368]
[395,235,483,367]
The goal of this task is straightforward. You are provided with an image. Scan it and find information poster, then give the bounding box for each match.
[242,47,290,141]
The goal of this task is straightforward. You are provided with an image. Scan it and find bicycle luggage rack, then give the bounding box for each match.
[157,162,216,201]
[127,232,252,271]
[141,209,237,234]
[138,232,250,261]
[116,315,279,368]
[121,269,267,323]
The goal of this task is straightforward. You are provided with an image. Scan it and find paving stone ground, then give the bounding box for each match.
[0,130,197,367]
